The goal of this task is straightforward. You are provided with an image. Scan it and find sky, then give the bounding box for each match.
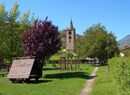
[0,0,130,41]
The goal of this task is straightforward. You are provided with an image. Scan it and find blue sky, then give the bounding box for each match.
[0,0,130,40]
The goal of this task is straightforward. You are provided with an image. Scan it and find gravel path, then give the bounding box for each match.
[80,67,99,95]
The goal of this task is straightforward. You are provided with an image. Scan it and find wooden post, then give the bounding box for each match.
[75,56,80,70]
[66,57,69,70]
[70,56,73,70]
[60,57,66,70]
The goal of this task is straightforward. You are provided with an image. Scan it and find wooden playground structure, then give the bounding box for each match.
[60,56,80,70]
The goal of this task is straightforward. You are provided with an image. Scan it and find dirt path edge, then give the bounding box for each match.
[80,67,99,95]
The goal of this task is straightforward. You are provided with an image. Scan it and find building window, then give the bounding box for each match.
[68,31,71,35]
[69,40,71,43]
[69,36,71,39]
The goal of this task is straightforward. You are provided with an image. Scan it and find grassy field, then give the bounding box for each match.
[0,64,95,95]
[49,51,68,60]
[89,65,118,95]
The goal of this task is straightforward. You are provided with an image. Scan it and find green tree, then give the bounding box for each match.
[5,2,20,60]
[0,2,5,23]
[59,29,66,49]
[0,3,8,59]
[75,24,119,63]
[74,35,86,57]
[19,9,32,30]
[0,2,35,63]
[17,10,32,56]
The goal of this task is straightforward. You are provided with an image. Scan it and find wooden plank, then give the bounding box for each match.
[8,58,35,79]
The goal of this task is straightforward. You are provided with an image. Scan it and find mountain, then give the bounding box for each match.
[118,34,130,46]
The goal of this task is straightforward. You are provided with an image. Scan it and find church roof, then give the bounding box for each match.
[69,19,73,29]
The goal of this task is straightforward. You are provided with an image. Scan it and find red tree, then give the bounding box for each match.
[22,18,61,76]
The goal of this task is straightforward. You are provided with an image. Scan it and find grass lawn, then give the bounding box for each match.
[0,64,95,95]
[89,65,118,95]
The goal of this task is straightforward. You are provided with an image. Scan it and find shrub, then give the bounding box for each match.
[109,57,130,95]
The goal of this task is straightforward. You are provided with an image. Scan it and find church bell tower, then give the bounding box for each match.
[66,19,76,52]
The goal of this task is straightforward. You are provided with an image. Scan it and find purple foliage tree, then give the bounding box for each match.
[21,18,61,76]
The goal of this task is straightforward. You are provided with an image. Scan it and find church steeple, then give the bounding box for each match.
[69,19,73,29]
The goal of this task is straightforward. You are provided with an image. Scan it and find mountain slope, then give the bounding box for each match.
[118,34,130,46]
